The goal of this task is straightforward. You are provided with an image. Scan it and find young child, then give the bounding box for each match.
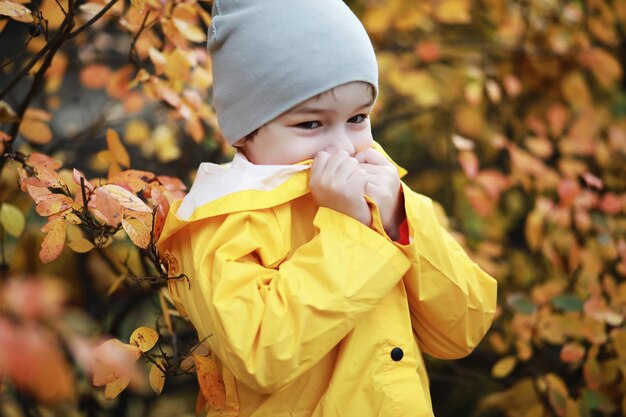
[157,1,498,416]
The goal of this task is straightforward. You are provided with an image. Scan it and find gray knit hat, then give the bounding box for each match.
[208,0,379,145]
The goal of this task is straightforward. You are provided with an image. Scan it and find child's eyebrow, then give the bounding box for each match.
[290,99,375,115]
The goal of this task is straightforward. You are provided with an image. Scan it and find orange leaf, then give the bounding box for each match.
[106,129,130,168]
[122,216,152,249]
[195,389,208,416]
[194,354,226,409]
[129,326,158,352]
[560,343,585,363]
[19,118,52,145]
[105,376,130,400]
[39,217,67,263]
[583,358,601,389]
[35,193,73,216]
[80,64,112,89]
[23,164,65,189]
[109,169,155,193]
[149,360,166,395]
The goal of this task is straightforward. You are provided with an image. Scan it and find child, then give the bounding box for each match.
[157,0,498,416]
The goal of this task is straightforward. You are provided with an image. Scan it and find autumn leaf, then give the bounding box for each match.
[0,0,31,21]
[433,0,471,24]
[35,193,73,216]
[0,203,26,237]
[194,354,226,409]
[110,169,155,193]
[106,129,131,168]
[105,376,130,400]
[39,217,67,263]
[92,339,141,387]
[172,17,206,43]
[80,64,113,89]
[491,356,517,378]
[19,108,52,141]
[67,238,95,253]
[98,184,151,214]
[129,326,158,352]
[560,343,585,363]
[122,216,151,248]
[149,360,167,395]
[0,100,18,123]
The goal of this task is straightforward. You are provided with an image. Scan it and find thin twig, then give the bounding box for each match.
[69,0,120,39]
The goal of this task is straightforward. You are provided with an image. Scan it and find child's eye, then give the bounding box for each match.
[295,121,321,129]
[348,114,367,124]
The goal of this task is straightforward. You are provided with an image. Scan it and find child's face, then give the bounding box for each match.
[238,82,375,165]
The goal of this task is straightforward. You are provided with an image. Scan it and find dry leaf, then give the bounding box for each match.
[122,216,151,249]
[129,326,158,352]
[149,360,166,395]
[105,376,130,400]
[106,129,130,168]
[194,354,226,409]
[0,0,31,20]
[39,217,67,263]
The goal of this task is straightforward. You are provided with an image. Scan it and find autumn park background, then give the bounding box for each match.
[0,0,625,415]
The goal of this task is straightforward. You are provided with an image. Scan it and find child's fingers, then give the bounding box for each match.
[311,151,331,181]
[354,148,390,166]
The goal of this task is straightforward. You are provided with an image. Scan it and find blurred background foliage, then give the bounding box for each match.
[1,0,625,415]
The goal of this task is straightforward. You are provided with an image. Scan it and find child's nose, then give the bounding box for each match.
[325,132,356,156]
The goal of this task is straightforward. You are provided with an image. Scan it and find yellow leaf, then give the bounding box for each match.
[106,129,130,168]
[0,203,25,237]
[491,355,517,378]
[194,354,226,409]
[130,0,144,12]
[434,0,471,24]
[149,360,166,395]
[124,120,151,146]
[172,17,206,43]
[580,48,622,89]
[122,216,151,249]
[39,217,67,263]
[130,326,158,352]
[525,209,544,251]
[0,100,18,123]
[67,238,94,253]
[388,69,440,107]
[0,0,31,20]
[561,71,591,109]
[104,376,130,400]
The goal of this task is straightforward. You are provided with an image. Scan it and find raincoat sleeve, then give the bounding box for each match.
[391,184,497,359]
[168,206,411,393]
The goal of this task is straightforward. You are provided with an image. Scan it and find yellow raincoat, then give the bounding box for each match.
[157,144,497,417]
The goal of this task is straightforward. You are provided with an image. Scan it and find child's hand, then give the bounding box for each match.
[310,151,372,226]
[354,148,405,240]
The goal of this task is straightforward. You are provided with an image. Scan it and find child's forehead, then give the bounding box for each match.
[287,83,376,112]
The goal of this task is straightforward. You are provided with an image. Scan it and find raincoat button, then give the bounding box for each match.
[390,347,403,361]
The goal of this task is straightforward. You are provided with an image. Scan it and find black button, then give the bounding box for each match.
[390,347,403,361]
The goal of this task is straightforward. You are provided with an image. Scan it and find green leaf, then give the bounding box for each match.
[0,203,26,238]
[507,293,537,314]
[552,294,584,312]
